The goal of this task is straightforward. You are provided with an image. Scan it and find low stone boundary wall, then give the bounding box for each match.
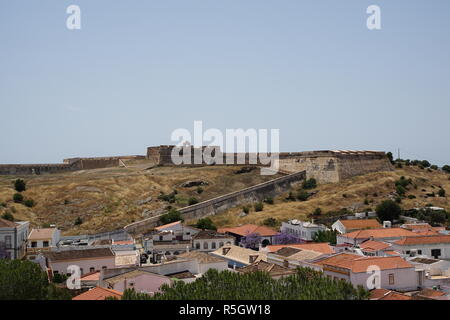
[124,170,306,235]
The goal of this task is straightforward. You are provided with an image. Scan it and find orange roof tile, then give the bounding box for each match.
[339,219,382,230]
[342,228,418,240]
[379,292,412,300]
[80,271,100,281]
[0,218,19,228]
[155,220,182,231]
[72,287,122,300]
[318,253,413,272]
[28,228,57,240]
[417,288,446,298]
[359,240,391,252]
[266,243,334,254]
[394,235,450,246]
[218,224,278,237]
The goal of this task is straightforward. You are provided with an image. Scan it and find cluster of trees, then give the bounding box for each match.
[120,268,369,300]
[388,152,449,173]
[160,208,184,225]
[312,230,337,245]
[195,217,217,230]
[404,207,450,226]
[285,178,317,202]
[1,180,37,222]
[0,260,71,300]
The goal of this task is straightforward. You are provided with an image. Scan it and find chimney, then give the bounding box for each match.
[186,245,190,253]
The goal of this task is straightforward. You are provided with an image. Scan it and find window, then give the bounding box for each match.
[195,242,200,249]
[431,249,441,259]
[203,242,208,250]
[80,268,84,275]
[219,242,224,247]
[90,267,95,273]
[43,241,49,247]
[418,250,422,255]
[389,274,395,285]
[102,266,107,270]
[31,241,37,248]
[211,242,216,249]
[5,236,11,248]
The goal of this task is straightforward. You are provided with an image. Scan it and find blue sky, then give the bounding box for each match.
[1,1,449,165]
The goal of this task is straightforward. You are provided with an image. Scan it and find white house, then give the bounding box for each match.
[331,219,382,235]
[280,220,327,241]
[27,227,61,260]
[191,230,234,252]
[392,235,450,260]
[316,253,419,291]
[0,218,29,260]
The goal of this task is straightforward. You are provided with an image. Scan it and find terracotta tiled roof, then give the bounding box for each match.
[317,253,413,272]
[266,243,334,254]
[370,289,412,300]
[44,248,114,262]
[273,247,302,257]
[394,235,450,246]
[417,288,446,298]
[178,251,226,264]
[80,271,100,281]
[72,287,123,300]
[155,220,182,231]
[193,230,234,240]
[28,228,57,240]
[339,219,382,230]
[342,228,418,240]
[218,224,278,237]
[211,245,267,265]
[237,261,296,277]
[0,218,19,228]
[359,240,391,252]
[402,223,433,231]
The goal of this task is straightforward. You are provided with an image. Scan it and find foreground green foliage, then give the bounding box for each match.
[121,268,369,300]
[195,217,217,230]
[0,259,71,300]
[160,208,184,224]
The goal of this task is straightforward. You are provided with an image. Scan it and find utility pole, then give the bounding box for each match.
[397,148,400,160]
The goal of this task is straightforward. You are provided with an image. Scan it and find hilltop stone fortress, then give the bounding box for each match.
[0,145,393,183]
[147,146,393,183]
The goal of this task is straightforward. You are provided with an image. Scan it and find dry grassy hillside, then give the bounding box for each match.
[0,162,281,235]
[201,166,450,229]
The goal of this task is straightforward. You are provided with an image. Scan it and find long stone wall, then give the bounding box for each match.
[0,155,146,175]
[124,170,306,235]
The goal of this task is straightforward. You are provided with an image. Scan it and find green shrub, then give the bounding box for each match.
[262,217,278,227]
[195,217,217,230]
[302,178,317,190]
[1,211,14,221]
[312,208,322,216]
[24,199,35,208]
[263,197,274,205]
[188,197,199,206]
[196,187,204,194]
[74,217,83,225]
[442,165,450,173]
[408,195,416,199]
[396,185,406,197]
[242,206,250,214]
[160,208,184,224]
[430,165,438,170]
[13,193,23,203]
[297,190,309,201]
[364,198,369,205]
[438,188,446,197]
[376,200,401,222]
[254,202,264,212]
[13,179,26,192]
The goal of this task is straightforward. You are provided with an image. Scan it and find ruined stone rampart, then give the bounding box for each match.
[124,170,306,235]
[0,155,145,175]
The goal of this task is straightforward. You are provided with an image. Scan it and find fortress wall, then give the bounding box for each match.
[0,163,80,176]
[124,170,306,235]
[336,154,394,180]
[278,156,340,183]
[0,155,146,176]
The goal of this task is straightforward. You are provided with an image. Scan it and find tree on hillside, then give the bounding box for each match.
[160,208,184,225]
[443,165,450,174]
[13,179,26,192]
[376,200,402,222]
[386,152,394,164]
[195,217,217,231]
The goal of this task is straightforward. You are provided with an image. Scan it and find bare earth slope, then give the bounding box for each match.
[0,162,281,235]
[203,166,450,229]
